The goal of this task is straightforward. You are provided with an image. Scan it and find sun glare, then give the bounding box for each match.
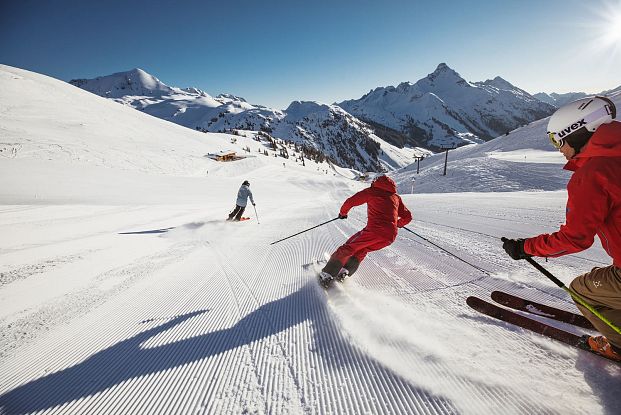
[582,0,621,61]
[600,2,621,47]
[606,9,621,42]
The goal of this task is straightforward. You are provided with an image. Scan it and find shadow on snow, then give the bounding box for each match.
[117,220,221,235]
[0,283,454,414]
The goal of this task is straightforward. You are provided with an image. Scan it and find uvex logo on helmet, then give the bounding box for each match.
[557,119,587,138]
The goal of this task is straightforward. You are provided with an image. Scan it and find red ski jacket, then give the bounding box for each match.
[525,121,621,267]
[340,175,412,241]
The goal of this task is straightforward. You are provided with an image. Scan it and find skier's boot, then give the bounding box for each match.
[585,335,621,362]
[318,272,334,288]
[335,269,349,282]
[343,257,360,277]
[319,258,342,287]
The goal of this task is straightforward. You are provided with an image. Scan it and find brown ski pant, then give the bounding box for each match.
[570,265,621,349]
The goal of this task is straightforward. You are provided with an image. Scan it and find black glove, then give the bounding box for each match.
[338,214,348,219]
[501,237,529,260]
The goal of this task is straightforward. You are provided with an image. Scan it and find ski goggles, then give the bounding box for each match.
[548,132,564,149]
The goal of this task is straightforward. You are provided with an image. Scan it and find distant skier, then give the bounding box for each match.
[501,96,621,362]
[227,180,255,221]
[319,175,412,286]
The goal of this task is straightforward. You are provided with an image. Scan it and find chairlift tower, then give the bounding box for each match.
[440,146,455,176]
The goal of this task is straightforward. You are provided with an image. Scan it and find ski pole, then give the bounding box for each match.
[270,217,338,245]
[402,226,490,275]
[523,255,621,336]
[253,204,260,224]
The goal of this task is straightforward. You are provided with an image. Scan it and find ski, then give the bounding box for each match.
[490,291,594,329]
[467,296,584,346]
[468,296,621,364]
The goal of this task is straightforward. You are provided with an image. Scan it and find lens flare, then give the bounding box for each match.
[597,1,621,52]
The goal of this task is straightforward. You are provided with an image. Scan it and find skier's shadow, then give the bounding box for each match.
[118,220,221,235]
[119,227,175,234]
[575,351,621,414]
[0,282,453,414]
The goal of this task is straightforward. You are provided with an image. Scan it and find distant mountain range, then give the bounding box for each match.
[534,84,621,107]
[339,64,555,149]
[69,69,423,172]
[69,65,619,171]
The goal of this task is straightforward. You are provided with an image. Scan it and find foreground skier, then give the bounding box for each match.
[319,175,412,286]
[502,96,621,362]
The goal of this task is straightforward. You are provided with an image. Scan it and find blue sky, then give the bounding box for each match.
[1,0,620,109]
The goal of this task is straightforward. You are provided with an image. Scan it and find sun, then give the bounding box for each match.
[605,7,621,43]
[583,0,621,58]
[599,1,621,46]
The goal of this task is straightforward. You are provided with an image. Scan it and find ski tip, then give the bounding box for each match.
[490,291,506,302]
[466,296,485,308]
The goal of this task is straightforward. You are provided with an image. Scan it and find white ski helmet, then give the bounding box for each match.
[547,96,616,152]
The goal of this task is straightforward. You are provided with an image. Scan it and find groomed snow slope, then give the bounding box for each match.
[1,66,620,415]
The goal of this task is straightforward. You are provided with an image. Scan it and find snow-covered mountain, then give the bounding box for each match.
[533,91,589,108]
[69,69,428,172]
[338,63,556,150]
[534,84,621,107]
[69,68,176,98]
[392,89,621,195]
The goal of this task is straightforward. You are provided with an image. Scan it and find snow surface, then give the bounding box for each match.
[1,65,621,415]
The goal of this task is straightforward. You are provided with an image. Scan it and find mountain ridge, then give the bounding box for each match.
[338,63,555,150]
[69,70,428,172]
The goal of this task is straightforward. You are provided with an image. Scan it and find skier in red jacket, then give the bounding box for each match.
[502,96,621,361]
[319,175,412,286]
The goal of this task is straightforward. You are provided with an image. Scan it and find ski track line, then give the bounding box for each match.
[212,244,305,414]
[218,244,320,412]
[295,244,337,413]
[0,250,97,287]
[191,267,262,415]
